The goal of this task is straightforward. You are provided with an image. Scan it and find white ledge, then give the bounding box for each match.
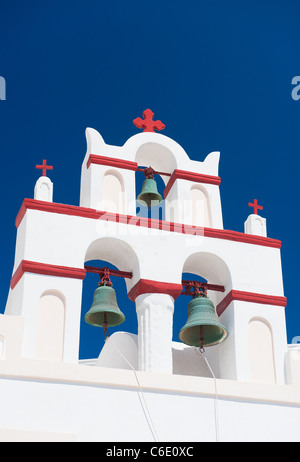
[0,358,299,406]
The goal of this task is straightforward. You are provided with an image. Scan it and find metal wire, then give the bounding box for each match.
[105,336,160,442]
[198,349,220,442]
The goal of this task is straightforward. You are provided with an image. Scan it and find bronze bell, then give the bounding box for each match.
[137,167,163,208]
[84,281,125,331]
[179,292,228,349]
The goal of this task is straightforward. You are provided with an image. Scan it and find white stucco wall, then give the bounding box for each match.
[0,359,299,442]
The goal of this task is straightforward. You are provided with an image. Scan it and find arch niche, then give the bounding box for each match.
[189,186,211,227]
[248,317,276,384]
[35,290,65,361]
[101,169,125,214]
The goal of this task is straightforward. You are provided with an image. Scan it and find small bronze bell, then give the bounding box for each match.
[179,292,228,349]
[84,272,125,334]
[137,167,163,208]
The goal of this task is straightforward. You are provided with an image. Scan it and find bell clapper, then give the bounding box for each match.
[199,325,205,353]
[195,287,206,352]
[99,271,112,340]
[103,312,109,341]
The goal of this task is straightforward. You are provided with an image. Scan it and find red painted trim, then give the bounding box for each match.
[10,260,86,290]
[216,290,287,316]
[15,199,102,228]
[203,227,281,248]
[128,279,183,302]
[86,154,138,171]
[15,200,27,228]
[164,169,221,198]
[15,199,282,249]
[10,260,288,317]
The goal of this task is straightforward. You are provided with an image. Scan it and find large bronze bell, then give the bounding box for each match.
[179,293,228,349]
[84,282,125,329]
[137,167,163,208]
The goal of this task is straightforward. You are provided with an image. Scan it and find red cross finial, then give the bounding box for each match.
[36,159,53,177]
[248,198,263,215]
[133,109,165,133]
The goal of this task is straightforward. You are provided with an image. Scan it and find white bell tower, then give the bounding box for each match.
[3,109,287,385]
[1,109,299,443]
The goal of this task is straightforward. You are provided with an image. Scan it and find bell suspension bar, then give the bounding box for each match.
[84,266,225,294]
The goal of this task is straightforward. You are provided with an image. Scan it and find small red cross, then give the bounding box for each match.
[36,159,53,177]
[248,198,263,214]
[133,109,165,133]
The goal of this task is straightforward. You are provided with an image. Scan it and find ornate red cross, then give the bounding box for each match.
[133,109,165,133]
[36,159,53,177]
[248,198,263,214]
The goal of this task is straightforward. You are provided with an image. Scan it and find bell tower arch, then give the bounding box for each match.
[3,110,287,386]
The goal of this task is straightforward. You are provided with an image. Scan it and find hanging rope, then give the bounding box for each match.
[197,349,220,442]
[105,335,160,443]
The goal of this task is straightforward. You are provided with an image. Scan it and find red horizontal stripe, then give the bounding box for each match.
[164,169,221,198]
[10,261,288,318]
[216,289,287,316]
[128,279,183,301]
[15,199,281,249]
[10,260,86,290]
[86,154,138,171]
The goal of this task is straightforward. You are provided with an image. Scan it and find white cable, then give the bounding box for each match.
[198,349,220,442]
[106,336,160,442]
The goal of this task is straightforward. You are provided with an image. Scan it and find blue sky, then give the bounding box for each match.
[0,0,300,359]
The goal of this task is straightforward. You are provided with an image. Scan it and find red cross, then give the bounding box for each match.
[133,109,165,133]
[36,159,53,177]
[248,198,263,214]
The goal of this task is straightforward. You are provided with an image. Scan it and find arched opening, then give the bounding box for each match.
[248,318,276,384]
[135,167,165,220]
[182,251,232,289]
[173,271,227,378]
[135,142,177,175]
[35,291,65,361]
[80,238,139,360]
[79,259,137,360]
[135,142,177,221]
[189,186,211,227]
[173,272,208,345]
[172,252,231,377]
[101,170,125,213]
